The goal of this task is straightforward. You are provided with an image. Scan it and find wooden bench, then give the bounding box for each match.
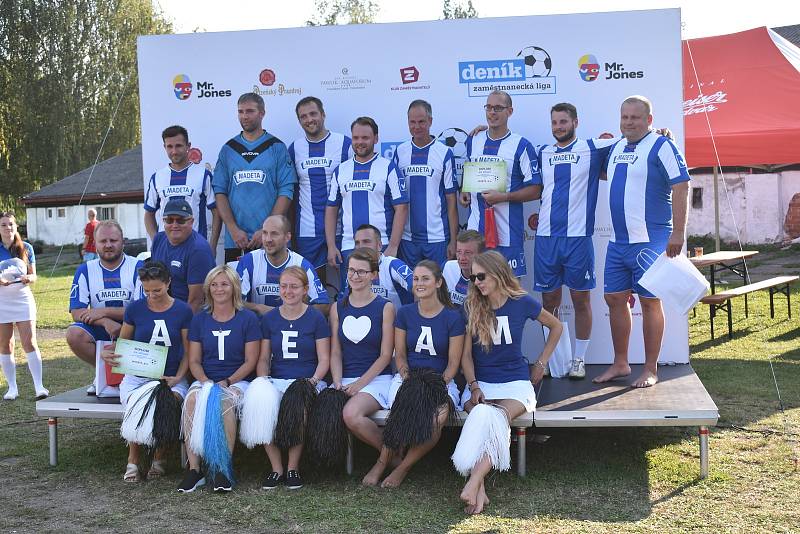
[347,410,534,477]
[700,275,798,339]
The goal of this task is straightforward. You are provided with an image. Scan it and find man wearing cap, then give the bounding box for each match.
[150,198,217,313]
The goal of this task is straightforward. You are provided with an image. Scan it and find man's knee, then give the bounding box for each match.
[639,296,663,314]
[604,292,629,308]
[541,290,561,313]
[570,291,591,312]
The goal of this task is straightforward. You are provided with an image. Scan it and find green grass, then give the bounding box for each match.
[0,251,798,532]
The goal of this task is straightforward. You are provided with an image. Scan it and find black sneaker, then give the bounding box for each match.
[261,471,284,490]
[177,469,205,493]
[213,472,233,492]
[286,470,303,490]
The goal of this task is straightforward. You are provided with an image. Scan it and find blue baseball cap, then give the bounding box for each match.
[162,198,193,218]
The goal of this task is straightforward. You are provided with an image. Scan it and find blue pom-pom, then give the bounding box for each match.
[202,384,235,483]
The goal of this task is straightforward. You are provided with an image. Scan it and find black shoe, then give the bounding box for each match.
[213,472,233,492]
[177,469,205,493]
[261,471,284,490]
[286,470,303,490]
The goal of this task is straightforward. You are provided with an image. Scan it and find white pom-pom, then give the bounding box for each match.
[120,380,160,446]
[186,381,213,456]
[451,403,511,476]
[239,377,281,448]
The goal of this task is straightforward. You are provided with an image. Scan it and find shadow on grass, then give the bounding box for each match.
[770,326,800,343]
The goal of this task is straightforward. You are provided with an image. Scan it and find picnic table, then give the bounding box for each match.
[689,250,758,294]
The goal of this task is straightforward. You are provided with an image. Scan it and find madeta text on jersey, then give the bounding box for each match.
[343,180,377,192]
[549,153,580,165]
[300,157,333,170]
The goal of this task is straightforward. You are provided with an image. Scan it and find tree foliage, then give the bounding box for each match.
[306,0,379,26]
[0,0,171,214]
[442,0,478,19]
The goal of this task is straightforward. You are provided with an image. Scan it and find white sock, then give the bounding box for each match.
[1,353,18,398]
[574,339,590,361]
[26,350,47,394]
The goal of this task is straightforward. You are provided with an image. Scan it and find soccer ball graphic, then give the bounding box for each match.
[437,127,468,159]
[517,46,552,77]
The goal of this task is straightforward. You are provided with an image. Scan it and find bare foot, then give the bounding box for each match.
[381,465,409,488]
[362,461,385,487]
[388,450,403,470]
[471,486,488,515]
[460,479,480,514]
[593,363,631,383]
[632,369,658,388]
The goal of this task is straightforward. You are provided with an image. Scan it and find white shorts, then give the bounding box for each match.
[460,380,536,413]
[188,379,250,397]
[388,373,461,410]
[341,375,392,409]
[120,375,189,410]
[270,377,328,395]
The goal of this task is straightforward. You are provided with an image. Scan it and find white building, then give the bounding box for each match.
[23,146,146,246]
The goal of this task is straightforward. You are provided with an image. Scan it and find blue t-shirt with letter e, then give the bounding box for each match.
[188,308,261,382]
[123,298,193,376]
[469,294,542,383]
[261,306,331,379]
[395,303,465,374]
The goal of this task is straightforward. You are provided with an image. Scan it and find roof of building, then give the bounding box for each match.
[23,145,144,207]
[773,24,800,46]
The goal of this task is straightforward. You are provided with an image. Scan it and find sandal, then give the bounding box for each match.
[124,463,140,483]
[147,460,166,480]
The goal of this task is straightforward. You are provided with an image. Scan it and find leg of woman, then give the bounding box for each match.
[363,446,393,486]
[182,390,201,471]
[381,406,449,488]
[17,320,47,396]
[149,392,182,479]
[263,443,284,475]
[287,444,303,472]
[221,389,241,453]
[0,323,18,399]
[460,398,526,515]
[342,392,383,451]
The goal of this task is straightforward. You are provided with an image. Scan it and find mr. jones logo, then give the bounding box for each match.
[172,74,231,100]
[577,54,645,82]
[458,45,556,97]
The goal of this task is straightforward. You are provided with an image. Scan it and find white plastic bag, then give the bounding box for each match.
[542,309,572,378]
[637,249,709,315]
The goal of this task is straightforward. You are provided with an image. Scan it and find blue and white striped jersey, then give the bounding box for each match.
[393,138,457,243]
[288,131,352,239]
[465,131,539,248]
[236,248,329,308]
[442,259,469,307]
[327,154,408,251]
[606,132,690,244]
[339,254,413,310]
[69,255,142,311]
[535,137,617,237]
[144,162,215,238]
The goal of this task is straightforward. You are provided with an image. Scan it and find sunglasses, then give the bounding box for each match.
[138,266,168,278]
[163,217,190,225]
[469,272,487,282]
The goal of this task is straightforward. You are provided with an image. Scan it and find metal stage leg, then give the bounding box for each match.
[346,433,354,475]
[515,427,526,477]
[48,417,58,466]
[699,426,709,479]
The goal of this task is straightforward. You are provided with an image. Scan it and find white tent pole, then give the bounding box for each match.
[713,166,720,251]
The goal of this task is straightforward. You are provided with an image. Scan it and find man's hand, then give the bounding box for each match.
[459,192,471,207]
[469,124,487,137]
[103,319,122,339]
[80,308,106,324]
[480,190,507,206]
[230,226,249,249]
[666,232,684,258]
[384,244,398,259]
[247,231,263,250]
[327,245,342,268]
[446,241,456,260]
[655,127,674,140]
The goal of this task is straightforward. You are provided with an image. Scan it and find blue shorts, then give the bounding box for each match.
[69,321,112,342]
[492,245,527,277]
[533,236,595,293]
[603,239,668,298]
[398,239,448,268]
[295,235,339,269]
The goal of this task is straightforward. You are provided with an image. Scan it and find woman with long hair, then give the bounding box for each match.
[256,266,331,490]
[0,212,47,400]
[101,260,192,482]
[329,248,394,484]
[363,260,465,488]
[455,251,562,515]
[179,265,260,493]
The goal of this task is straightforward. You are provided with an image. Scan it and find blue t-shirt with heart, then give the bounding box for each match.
[337,296,392,378]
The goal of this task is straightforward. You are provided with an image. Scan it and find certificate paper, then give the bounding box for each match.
[461,161,508,192]
[112,339,168,379]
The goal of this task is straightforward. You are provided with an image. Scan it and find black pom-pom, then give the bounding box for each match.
[306,388,349,468]
[150,380,183,450]
[275,379,317,449]
[383,368,452,451]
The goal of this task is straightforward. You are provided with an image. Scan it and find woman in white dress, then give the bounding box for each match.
[0,212,47,400]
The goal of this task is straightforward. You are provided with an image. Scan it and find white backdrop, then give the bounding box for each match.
[137,8,689,364]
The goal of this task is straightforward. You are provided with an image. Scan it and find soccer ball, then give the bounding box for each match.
[517,46,552,77]
[437,127,468,159]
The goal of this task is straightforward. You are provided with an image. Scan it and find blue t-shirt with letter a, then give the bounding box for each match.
[395,303,465,374]
[123,298,193,376]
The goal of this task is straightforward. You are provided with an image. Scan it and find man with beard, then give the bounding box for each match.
[66,221,143,393]
[532,103,618,379]
[213,93,297,263]
[288,96,352,278]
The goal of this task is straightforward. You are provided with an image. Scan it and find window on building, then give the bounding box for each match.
[97,206,115,220]
[57,207,66,218]
[47,208,53,219]
[692,187,703,209]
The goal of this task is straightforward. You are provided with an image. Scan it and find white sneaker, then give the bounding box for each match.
[3,388,19,401]
[86,383,96,395]
[568,359,586,380]
[35,388,49,400]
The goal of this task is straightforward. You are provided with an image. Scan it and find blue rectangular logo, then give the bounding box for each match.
[458,59,525,83]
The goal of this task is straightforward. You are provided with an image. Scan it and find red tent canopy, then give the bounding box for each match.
[683,27,800,167]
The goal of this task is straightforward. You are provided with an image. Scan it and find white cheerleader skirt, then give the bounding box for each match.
[341,374,392,409]
[120,375,189,410]
[459,380,537,413]
[0,284,36,323]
